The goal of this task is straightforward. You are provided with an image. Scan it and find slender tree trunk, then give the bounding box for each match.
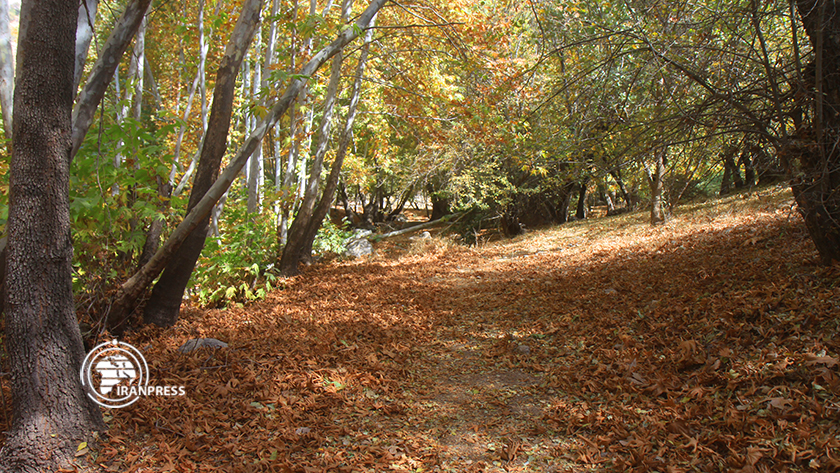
[648,147,667,225]
[575,178,589,220]
[139,0,263,329]
[293,10,376,272]
[107,0,389,328]
[247,27,263,213]
[556,181,575,224]
[609,169,632,209]
[71,0,153,160]
[280,0,353,274]
[278,0,303,246]
[74,0,99,93]
[0,1,105,470]
[0,0,14,139]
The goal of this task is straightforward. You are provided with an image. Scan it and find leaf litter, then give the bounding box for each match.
[4,187,840,472]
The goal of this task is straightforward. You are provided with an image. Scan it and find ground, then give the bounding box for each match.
[3,186,839,472]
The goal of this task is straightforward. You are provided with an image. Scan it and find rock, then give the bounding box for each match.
[516,344,531,355]
[345,238,373,258]
[352,228,373,239]
[420,231,431,239]
[178,338,228,353]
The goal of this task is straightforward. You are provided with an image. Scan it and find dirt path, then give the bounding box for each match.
[359,244,588,472]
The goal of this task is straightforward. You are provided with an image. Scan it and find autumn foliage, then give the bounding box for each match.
[0,187,829,472]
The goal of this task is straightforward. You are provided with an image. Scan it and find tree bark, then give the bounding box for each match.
[609,169,632,209]
[71,0,153,160]
[247,26,263,213]
[789,0,840,264]
[106,0,389,329]
[575,178,589,220]
[648,147,667,225]
[292,11,377,272]
[0,1,105,470]
[74,0,99,93]
[139,0,264,329]
[0,0,13,139]
[279,0,353,274]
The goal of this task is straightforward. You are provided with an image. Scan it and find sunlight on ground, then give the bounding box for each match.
[78,185,840,472]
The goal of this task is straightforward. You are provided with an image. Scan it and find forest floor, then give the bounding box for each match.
[19,185,840,472]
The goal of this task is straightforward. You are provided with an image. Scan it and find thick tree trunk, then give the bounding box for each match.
[0,1,105,470]
[790,0,840,264]
[139,0,263,329]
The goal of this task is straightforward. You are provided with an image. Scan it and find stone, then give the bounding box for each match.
[345,238,373,258]
[178,338,228,353]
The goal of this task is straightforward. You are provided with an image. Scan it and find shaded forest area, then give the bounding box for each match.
[0,0,839,471]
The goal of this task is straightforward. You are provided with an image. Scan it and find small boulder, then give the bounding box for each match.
[178,338,228,354]
[345,238,373,258]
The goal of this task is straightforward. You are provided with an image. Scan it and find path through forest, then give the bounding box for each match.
[55,187,840,472]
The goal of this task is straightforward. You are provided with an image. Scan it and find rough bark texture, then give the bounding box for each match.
[0,1,105,470]
[790,0,840,264]
[141,0,263,328]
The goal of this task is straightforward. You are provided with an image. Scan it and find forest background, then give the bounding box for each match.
[0,0,839,470]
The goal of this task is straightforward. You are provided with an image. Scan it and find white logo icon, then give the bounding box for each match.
[80,340,148,408]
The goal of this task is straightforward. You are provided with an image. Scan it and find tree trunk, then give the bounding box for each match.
[74,0,99,93]
[575,178,589,220]
[71,0,153,160]
[292,11,376,272]
[609,169,632,209]
[0,1,105,470]
[555,181,575,224]
[648,147,668,225]
[247,27,263,213]
[741,146,756,187]
[791,0,840,264]
[279,0,353,275]
[139,0,263,329]
[0,0,14,139]
[106,0,388,329]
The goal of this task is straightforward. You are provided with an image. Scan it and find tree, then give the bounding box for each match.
[281,9,378,275]
[117,0,389,328]
[140,0,264,328]
[0,0,105,470]
[279,0,354,275]
[789,0,840,264]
